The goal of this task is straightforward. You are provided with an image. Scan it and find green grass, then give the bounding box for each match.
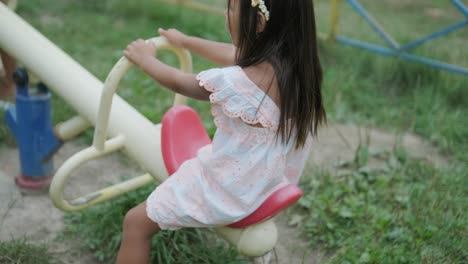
[294,152,467,263]
[64,185,247,263]
[0,0,467,263]
[0,239,60,264]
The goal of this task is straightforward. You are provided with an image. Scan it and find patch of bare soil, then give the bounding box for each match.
[0,123,448,263]
[310,123,448,168]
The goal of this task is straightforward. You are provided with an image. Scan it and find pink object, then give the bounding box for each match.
[161,105,211,176]
[161,105,302,228]
[15,174,53,190]
[227,184,302,228]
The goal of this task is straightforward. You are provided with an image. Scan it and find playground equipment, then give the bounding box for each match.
[50,35,302,256]
[0,3,302,258]
[164,0,468,75]
[4,68,61,189]
[1,3,176,193]
[330,0,468,75]
[49,37,191,212]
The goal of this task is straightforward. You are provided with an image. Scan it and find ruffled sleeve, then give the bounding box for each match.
[196,67,279,130]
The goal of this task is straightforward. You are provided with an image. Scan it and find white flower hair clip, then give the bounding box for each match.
[251,0,270,21]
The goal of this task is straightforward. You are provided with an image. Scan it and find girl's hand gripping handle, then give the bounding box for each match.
[158,28,187,48]
[124,39,157,71]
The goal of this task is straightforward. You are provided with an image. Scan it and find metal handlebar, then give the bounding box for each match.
[49,37,192,211]
[94,37,192,150]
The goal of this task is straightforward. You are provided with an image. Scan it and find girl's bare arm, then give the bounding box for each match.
[124,39,210,101]
[159,28,236,66]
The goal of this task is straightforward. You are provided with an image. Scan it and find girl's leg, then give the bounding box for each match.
[116,201,161,264]
[0,49,16,99]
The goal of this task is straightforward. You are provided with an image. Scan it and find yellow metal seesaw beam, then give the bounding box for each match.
[1,4,165,183]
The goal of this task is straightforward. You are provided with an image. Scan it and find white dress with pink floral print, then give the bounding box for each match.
[146,66,312,230]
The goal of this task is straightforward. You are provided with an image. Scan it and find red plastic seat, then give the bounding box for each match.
[161,105,211,175]
[161,105,302,228]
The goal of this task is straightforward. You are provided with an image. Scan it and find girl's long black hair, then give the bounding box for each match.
[228,0,326,149]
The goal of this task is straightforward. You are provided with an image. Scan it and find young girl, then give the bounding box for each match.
[117,0,325,263]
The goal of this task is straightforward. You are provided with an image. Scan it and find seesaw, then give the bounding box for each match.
[0,4,302,258]
[50,36,302,257]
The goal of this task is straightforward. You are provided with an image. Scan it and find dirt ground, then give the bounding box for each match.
[0,123,447,264]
